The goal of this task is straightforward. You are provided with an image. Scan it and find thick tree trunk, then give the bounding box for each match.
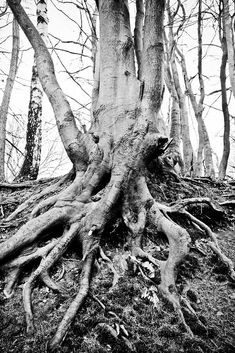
[0,19,19,181]
[140,0,165,133]
[4,2,234,352]
[16,0,48,181]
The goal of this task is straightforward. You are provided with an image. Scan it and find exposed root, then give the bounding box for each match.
[23,223,80,333]
[40,270,68,295]
[49,251,95,351]
[6,171,73,221]
[0,207,69,261]
[3,267,20,298]
[0,133,234,351]
[99,246,119,288]
[2,238,58,271]
[183,210,235,280]
[220,200,235,206]
[132,245,163,268]
[31,171,83,218]
[31,195,58,219]
[208,241,235,280]
[167,197,224,214]
[182,210,219,246]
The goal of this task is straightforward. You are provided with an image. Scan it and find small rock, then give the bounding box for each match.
[216,311,223,317]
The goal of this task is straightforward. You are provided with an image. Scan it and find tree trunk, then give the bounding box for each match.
[16,0,49,181]
[164,4,193,175]
[177,46,214,178]
[4,1,234,351]
[164,58,184,175]
[0,19,19,181]
[223,0,235,99]
[219,8,231,179]
[134,0,144,79]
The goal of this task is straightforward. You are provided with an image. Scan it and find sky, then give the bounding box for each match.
[0,0,234,179]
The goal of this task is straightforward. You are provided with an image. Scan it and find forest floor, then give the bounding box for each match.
[0,176,234,353]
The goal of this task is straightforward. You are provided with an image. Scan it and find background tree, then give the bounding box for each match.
[218,0,231,179]
[0,18,19,181]
[223,0,235,99]
[16,0,48,181]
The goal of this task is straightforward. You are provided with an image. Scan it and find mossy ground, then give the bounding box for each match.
[0,177,234,353]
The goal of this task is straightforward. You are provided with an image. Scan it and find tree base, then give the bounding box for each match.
[0,174,234,353]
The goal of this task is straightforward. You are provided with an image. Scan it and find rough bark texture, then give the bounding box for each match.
[16,0,49,181]
[0,19,19,181]
[134,0,144,79]
[2,1,235,352]
[223,0,235,99]
[219,30,230,179]
[7,0,88,171]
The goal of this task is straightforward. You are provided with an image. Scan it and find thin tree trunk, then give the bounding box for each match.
[177,35,214,177]
[134,0,144,79]
[165,4,192,175]
[91,9,99,120]
[16,0,49,181]
[164,56,184,174]
[0,19,19,181]
[7,0,88,171]
[223,0,235,99]
[219,6,231,179]
[197,0,215,178]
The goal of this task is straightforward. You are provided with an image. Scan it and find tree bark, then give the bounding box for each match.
[177,46,214,178]
[3,2,233,351]
[0,19,19,181]
[219,5,231,179]
[134,0,144,79]
[16,0,49,181]
[223,0,235,99]
[7,0,88,171]
[140,0,165,133]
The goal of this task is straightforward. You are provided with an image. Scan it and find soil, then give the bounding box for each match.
[0,177,234,353]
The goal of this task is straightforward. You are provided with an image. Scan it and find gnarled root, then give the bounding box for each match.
[49,250,95,351]
[122,175,193,334]
[182,210,235,280]
[6,170,74,221]
[23,223,80,333]
[3,238,58,297]
[0,207,69,262]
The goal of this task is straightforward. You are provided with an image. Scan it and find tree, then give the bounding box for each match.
[164,1,194,176]
[223,0,235,99]
[16,0,48,181]
[1,0,234,351]
[0,18,19,181]
[186,0,215,178]
[218,0,231,179]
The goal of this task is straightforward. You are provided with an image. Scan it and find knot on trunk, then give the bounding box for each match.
[142,133,168,163]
